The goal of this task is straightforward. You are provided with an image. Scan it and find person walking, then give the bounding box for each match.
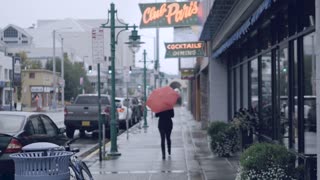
[155,108,174,160]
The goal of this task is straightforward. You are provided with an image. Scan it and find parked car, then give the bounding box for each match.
[115,97,132,129]
[0,111,68,179]
[64,94,116,139]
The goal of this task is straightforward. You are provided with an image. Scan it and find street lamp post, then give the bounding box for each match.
[139,50,153,128]
[101,3,142,157]
[143,50,148,128]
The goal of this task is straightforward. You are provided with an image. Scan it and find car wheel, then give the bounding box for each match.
[79,130,86,138]
[92,132,99,139]
[66,127,75,139]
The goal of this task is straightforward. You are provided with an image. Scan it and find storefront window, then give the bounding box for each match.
[233,69,236,114]
[278,47,289,147]
[250,58,258,110]
[303,33,316,154]
[261,22,272,51]
[236,67,241,110]
[293,40,299,151]
[260,52,272,137]
[243,63,249,108]
[4,90,11,105]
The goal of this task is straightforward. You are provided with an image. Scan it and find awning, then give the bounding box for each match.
[199,0,237,41]
[212,0,272,58]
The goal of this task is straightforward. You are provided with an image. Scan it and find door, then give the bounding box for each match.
[40,115,68,146]
[25,115,50,143]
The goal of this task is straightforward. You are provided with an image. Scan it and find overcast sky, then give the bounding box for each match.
[0,0,177,75]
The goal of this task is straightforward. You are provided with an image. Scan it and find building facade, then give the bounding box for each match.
[0,52,13,109]
[0,19,135,95]
[196,0,317,178]
[21,69,59,109]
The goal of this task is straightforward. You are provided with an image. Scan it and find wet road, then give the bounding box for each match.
[44,111,99,156]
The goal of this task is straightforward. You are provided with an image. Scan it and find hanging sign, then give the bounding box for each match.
[165,41,205,58]
[13,56,21,86]
[139,1,201,28]
[180,69,194,80]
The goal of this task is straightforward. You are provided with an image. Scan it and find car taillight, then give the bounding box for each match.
[64,108,68,116]
[118,108,125,113]
[104,107,110,114]
[4,139,22,153]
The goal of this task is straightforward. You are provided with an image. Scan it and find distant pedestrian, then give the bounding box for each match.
[155,109,174,160]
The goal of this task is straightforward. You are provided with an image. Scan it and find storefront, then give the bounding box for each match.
[199,0,317,178]
[0,81,13,110]
[30,86,53,108]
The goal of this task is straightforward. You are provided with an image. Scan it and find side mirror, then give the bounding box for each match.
[59,127,66,134]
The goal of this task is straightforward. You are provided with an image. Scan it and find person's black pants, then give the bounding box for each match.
[159,127,172,157]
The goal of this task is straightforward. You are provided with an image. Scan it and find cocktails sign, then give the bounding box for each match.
[139,1,201,28]
[165,41,205,58]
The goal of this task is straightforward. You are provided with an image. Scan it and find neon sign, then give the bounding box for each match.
[165,41,205,58]
[139,1,201,28]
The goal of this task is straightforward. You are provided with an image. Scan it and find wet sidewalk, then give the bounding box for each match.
[83,107,239,180]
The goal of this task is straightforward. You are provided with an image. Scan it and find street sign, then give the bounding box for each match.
[165,41,205,58]
[13,56,21,86]
[59,78,65,87]
[92,28,105,64]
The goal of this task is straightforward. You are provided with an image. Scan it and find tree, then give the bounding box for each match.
[45,54,93,100]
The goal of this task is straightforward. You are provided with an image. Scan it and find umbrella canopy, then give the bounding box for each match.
[146,86,179,113]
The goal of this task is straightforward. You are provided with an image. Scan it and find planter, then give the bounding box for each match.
[238,143,296,180]
[207,121,239,157]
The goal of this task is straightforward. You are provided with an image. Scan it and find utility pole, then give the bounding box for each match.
[52,30,57,110]
[61,37,65,108]
[154,27,159,89]
[143,50,148,128]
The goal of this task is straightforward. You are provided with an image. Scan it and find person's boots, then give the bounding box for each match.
[162,151,165,160]
[161,144,166,159]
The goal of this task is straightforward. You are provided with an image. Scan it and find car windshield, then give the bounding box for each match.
[115,99,122,107]
[0,115,25,134]
[75,96,110,105]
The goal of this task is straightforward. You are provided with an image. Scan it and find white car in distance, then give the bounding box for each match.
[115,97,133,129]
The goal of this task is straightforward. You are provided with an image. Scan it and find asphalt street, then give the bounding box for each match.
[44,111,100,157]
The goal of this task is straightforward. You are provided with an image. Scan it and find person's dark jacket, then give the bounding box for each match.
[155,109,174,130]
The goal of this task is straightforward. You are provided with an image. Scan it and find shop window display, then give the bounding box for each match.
[303,33,316,154]
[260,52,272,138]
[278,47,289,147]
[250,59,258,110]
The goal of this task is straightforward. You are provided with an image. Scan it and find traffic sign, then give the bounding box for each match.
[92,28,105,64]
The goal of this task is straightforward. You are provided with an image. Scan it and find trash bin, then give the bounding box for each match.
[10,150,73,180]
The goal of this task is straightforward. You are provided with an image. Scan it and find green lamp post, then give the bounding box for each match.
[139,50,153,128]
[101,3,142,157]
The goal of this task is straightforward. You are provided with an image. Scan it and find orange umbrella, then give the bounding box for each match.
[146,86,179,113]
